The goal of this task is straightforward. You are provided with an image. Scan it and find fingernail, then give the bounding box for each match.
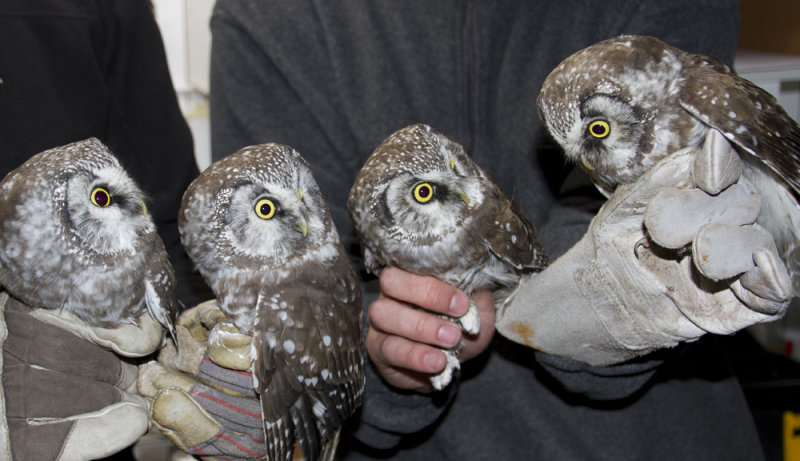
[449,292,469,316]
[438,324,460,346]
[424,351,445,372]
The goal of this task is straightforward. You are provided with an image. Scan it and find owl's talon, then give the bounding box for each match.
[458,300,481,336]
[634,238,649,258]
[429,348,460,390]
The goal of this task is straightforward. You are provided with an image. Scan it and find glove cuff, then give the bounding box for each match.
[497,235,640,365]
[497,230,703,366]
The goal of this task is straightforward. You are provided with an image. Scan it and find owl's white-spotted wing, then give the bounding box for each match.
[477,185,549,273]
[680,65,800,197]
[142,234,179,343]
[252,256,364,461]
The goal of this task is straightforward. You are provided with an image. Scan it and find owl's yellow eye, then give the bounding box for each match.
[413,183,434,204]
[90,187,111,207]
[588,120,610,139]
[449,158,455,170]
[255,198,276,219]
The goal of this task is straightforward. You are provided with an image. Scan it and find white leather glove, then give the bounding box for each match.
[0,291,161,460]
[496,131,793,366]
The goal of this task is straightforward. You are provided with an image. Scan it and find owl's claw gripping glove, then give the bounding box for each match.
[0,291,161,460]
[496,130,792,366]
[138,300,266,460]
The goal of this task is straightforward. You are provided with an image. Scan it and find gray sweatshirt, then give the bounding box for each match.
[209,1,765,459]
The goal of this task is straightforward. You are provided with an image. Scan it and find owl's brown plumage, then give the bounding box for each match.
[179,144,364,461]
[537,34,800,291]
[0,138,177,341]
[347,123,548,389]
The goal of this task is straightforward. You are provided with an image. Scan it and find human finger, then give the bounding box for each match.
[368,296,462,350]
[366,321,446,376]
[365,327,442,393]
[379,267,469,317]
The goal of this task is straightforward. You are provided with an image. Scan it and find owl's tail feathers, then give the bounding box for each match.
[318,427,342,461]
[262,414,294,461]
[143,277,179,347]
[260,369,302,461]
[283,393,346,461]
[290,397,322,461]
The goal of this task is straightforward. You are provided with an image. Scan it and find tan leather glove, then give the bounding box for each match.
[496,132,792,366]
[0,291,162,460]
[138,300,266,460]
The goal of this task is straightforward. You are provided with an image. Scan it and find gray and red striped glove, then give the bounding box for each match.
[138,300,265,460]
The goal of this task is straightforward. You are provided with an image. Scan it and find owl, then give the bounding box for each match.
[537,34,800,291]
[347,123,549,390]
[178,143,364,461]
[0,138,177,341]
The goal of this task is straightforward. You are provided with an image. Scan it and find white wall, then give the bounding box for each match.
[735,50,800,123]
[152,0,214,171]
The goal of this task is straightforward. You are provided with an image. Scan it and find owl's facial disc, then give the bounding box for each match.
[382,170,474,240]
[65,168,152,255]
[228,183,312,260]
[564,94,646,188]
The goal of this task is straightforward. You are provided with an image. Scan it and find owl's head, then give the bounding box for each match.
[537,35,701,194]
[180,144,338,282]
[348,124,486,271]
[1,138,154,258]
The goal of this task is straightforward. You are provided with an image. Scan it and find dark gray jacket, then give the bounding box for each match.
[209,1,764,459]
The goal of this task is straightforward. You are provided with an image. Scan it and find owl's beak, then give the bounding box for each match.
[295,215,309,237]
[579,154,595,171]
[456,187,470,205]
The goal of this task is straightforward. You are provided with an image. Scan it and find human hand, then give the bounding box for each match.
[496,131,791,366]
[366,267,495,393]
[138,300,266,460]
[0,291,157,460]
[644,129,793,315]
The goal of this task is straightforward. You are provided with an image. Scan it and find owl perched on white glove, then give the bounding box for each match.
[347,123,549,390]
[179,143,364,461]
[537,35,800,293]
[0,138,177,342]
